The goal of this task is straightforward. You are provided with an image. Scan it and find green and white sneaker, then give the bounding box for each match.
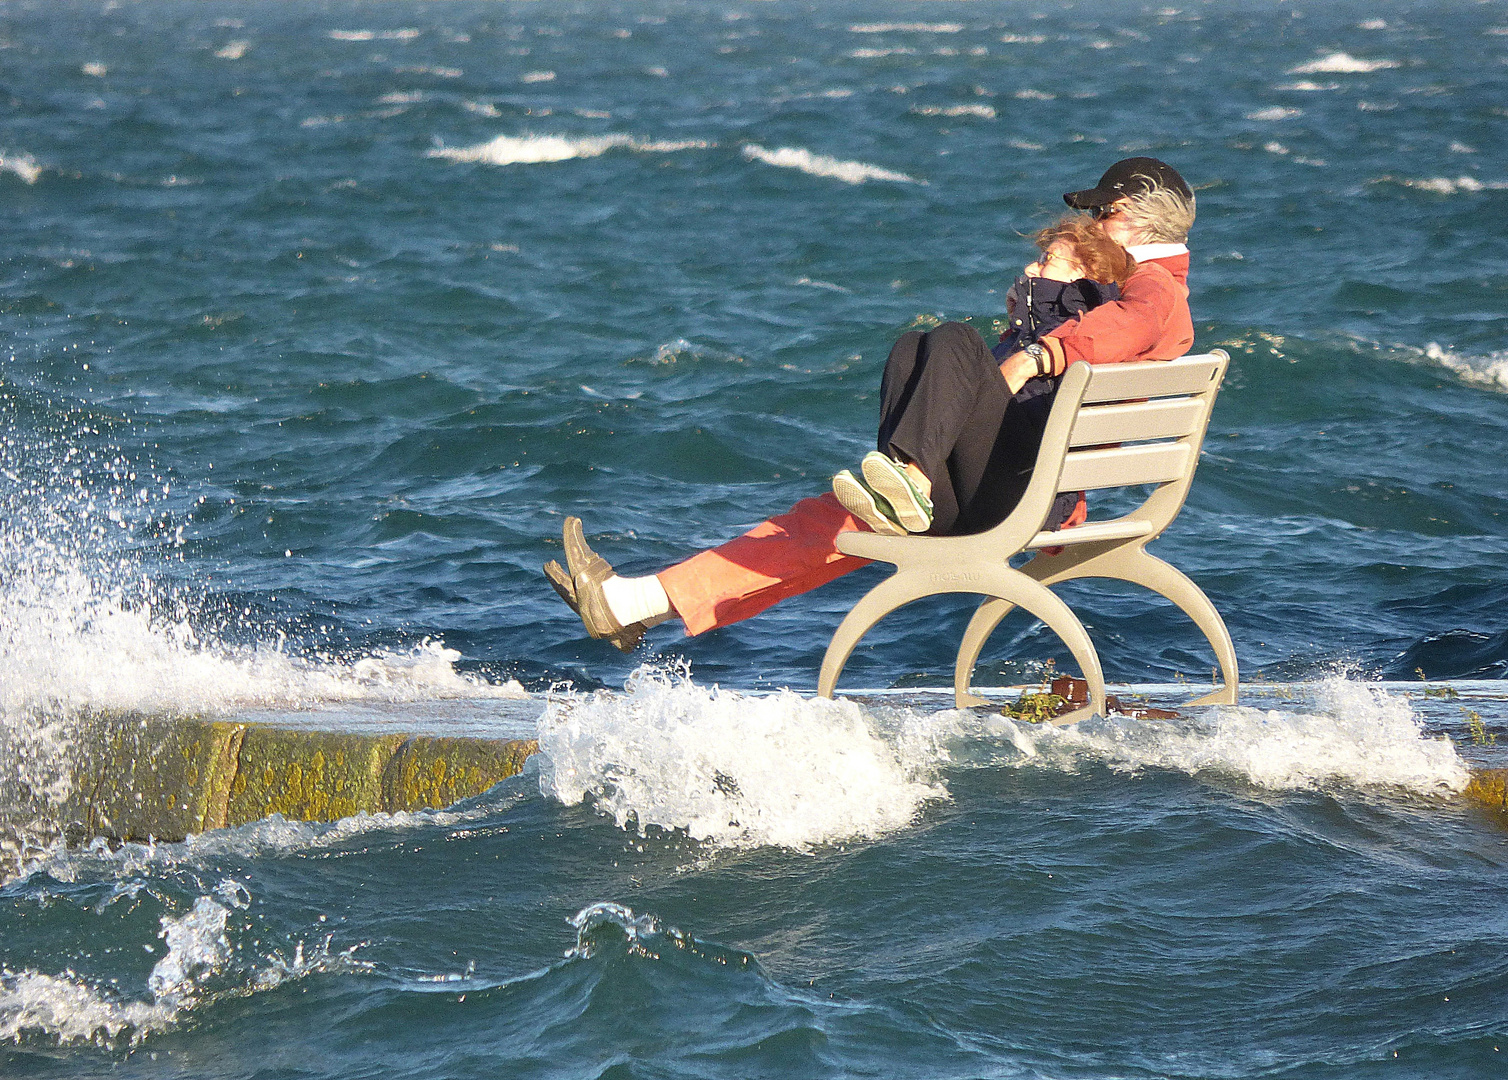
[860,451,934,533]
[832,469,906,536]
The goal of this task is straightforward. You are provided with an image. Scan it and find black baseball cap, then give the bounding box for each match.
[1063,157,1192,209]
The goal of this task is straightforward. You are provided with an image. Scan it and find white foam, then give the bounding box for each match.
[378,90,423,105]
[848,47,916,58]
[1247,106,1302,121]
[850,22,962,34]
[1288,52,1399,74]
[1423,342,1508,391]
[910,103,996,118]
[0,884,368,1046]
[214,41,249,60]
[999,34,1047,44]
[1014,88,1054,100]
[1276,81,1339,91]
[1004,679,1470,796]
[1359,19,1388,31]
[329,28,420,43]
[0,968,173,1046]
[0,153,41,184]
[536,668,948,850]
[0,554,524,721]
[1392,175,1508,194]
[741,144,919,185]
[521,70,555,83]
[428,133,708,166]
[81,62,106,78]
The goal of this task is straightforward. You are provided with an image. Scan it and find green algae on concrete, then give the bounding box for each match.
[48,713,537,843]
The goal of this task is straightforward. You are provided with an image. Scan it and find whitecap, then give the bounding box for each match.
[214,41,249,60]
[1247,106,1302,121]
[1276,81,1339,91]
[999,34,1047,44]
[849,23,963,34]
[536,667,949,850]
[81,62,107,78]
[1359,19,1388,30]
[463,100,501,117]
[910,103,996,119]
[521,70,555,83]
[427,133,709,166]
[1288,52,1400,74]
[0,153,42,184]
[741,144,919,185]
[1423,342,1508,392]
[1014,88,1055,100]
[848,47,916,59]
[378,90,424,105]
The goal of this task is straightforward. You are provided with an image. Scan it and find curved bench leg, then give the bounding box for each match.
[950,568,1105,724]
[951,547,1101,708]
[817,573,934,699]
[1106,549,1239,706]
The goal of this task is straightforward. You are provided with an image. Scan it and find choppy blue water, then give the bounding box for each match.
[3,0,1508,1075]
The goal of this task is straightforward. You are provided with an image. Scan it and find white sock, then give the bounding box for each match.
[600,573,673,627]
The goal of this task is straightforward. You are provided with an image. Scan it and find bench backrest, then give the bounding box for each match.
[1005,351,1229,545]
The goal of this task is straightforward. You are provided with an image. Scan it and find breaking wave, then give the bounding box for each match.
[427,133,710,166]
[740,144,919,185]
[1421,342,1508,392]
[536,667,948,850]
[1287,52,1400,74]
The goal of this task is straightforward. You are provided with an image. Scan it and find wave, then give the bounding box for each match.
[999,679,1469,796]
[329,29,421,42]
[536,667,948,850]
[849,23,963,34]
[0,152,41,184]
[0,883,365,1046]
[1422,342,1508,392]
[847,47,916,58]
[1288,52,1400,74]
[740,144,919,185]
[1379,175,1508,194]
[427,133,710,166]
[910,103,996,119]
[538,671,1470,852]
[1247,106,1302,121]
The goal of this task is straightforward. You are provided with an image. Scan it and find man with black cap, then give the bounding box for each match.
[998,157,1195,396]
[546,159,1198,648]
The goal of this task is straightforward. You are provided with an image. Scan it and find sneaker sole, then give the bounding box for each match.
[861,453,932,533]
[832,471,906,536]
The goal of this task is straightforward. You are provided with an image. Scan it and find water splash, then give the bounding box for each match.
[536,666,948,850]
[1002,678,1470,796]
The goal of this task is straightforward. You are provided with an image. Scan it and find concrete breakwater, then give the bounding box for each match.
[23,712,536,844]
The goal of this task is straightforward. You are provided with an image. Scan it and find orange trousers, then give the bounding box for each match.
[656,489,1087,637]
[657,493,872,636]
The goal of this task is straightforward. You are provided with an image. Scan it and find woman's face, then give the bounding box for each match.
[1024,241,1085,283]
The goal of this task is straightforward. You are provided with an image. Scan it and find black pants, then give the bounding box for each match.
[877,321,1076,536]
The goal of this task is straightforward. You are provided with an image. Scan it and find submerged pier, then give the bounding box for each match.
[8,685,1508,848]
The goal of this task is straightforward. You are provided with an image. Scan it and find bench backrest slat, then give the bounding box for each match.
[1078,355,1224,403]
[1057,441,1193,492]
[1069,397,1208,447]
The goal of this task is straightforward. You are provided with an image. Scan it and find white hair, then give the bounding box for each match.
[1119,185,1196,244]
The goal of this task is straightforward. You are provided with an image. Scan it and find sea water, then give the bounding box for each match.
[2,1,1507,1075]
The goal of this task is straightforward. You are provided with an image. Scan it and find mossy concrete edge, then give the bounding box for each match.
[55,713,538,843]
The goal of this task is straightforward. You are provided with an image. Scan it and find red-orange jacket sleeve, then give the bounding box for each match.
[1043,262,1192,371]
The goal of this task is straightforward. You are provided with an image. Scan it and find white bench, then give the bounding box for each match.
[817,350,1238,725]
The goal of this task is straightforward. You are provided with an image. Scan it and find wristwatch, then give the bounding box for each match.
[1024,342,1051,377]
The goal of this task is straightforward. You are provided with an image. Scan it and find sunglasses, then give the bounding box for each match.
[1091,204,1123,221]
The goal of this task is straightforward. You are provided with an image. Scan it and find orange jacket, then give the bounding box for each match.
[1042,250,1192,372]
